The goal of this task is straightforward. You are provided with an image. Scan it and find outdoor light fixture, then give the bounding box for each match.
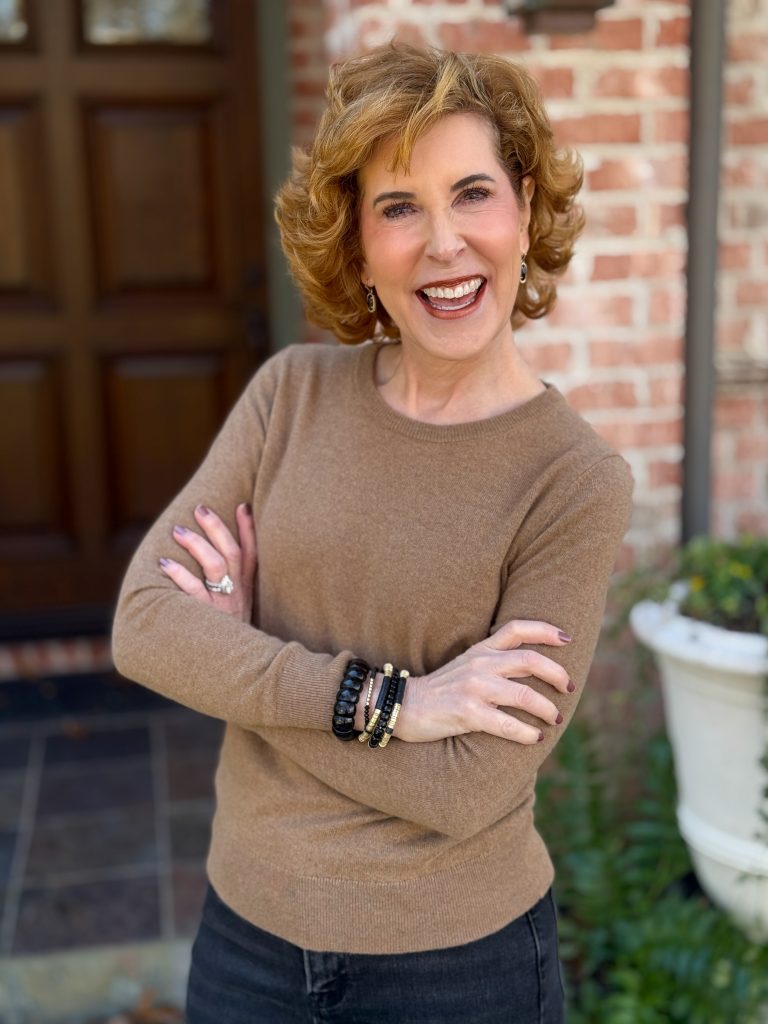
[506,0,615,33]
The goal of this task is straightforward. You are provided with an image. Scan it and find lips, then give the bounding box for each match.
[417,276,486,316]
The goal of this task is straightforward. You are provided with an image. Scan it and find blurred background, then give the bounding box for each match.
[0,0,766,1021]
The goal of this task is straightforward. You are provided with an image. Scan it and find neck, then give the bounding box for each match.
[374,336,544,426]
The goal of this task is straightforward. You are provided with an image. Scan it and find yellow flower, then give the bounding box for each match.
[689,575,706,592]
[728,561,752,580]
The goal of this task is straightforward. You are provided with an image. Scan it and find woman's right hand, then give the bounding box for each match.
[388,619,574,745]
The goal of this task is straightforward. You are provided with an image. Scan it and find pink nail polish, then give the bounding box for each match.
[558,631,572,643]
[555,713,563,725]
[243,502,253,516]
[197,505,210,516]
[567,680,576,693]
[173,525,187,536]
[537,731,544,743]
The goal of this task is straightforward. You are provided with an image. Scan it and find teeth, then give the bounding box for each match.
[422,277,483,300]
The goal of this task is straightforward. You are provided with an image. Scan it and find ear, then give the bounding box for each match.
[360,263,372,288]
[519,175,535,252]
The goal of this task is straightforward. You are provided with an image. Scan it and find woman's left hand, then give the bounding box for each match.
[159,503,257,624]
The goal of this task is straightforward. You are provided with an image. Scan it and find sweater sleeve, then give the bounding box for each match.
[111,355,354,729]
[248,454,634,840]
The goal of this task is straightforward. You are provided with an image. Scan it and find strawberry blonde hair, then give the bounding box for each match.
[275,43,584,344]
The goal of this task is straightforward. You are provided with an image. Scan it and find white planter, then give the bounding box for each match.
[630,596,768,942]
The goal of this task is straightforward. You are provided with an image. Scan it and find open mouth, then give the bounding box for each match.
[417,276,486,315]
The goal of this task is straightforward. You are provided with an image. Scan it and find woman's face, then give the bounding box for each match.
[358,112,533,365]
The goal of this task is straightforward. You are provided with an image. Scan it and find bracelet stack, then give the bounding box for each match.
[331,658,410,747]
[359,663,409,749]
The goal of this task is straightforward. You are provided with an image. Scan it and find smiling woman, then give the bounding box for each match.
[112,43,633,1024]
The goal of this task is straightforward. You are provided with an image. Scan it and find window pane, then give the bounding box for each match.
[83,0,213,45]
[0,0,28,42]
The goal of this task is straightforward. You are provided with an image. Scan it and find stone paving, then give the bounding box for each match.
[0,667,221,1019]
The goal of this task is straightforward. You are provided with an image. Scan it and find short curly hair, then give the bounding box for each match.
[275,43,584,345]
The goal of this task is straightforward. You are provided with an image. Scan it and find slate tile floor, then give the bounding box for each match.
[0,671,223,956]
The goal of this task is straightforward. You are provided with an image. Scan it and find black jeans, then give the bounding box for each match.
[186,884,565,1023]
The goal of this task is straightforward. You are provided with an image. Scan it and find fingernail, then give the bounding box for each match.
[537,731,544,743]
[558,631,572,643]
[173,525,188,536]
[243,502,253,516]
[197,505,210,516]
[567,680,576,693]
[159,557,172,568]
[555,712,563,725]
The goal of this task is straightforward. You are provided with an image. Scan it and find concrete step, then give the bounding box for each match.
[0,939,190,1024]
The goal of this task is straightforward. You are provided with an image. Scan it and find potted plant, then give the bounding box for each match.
[629,535,768,942]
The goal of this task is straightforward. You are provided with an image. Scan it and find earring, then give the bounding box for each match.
[365,285,377,314]
[520,255,528,285]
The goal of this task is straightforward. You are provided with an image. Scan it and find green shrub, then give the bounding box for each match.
[675,535,768,635]
[537,722,768,1022]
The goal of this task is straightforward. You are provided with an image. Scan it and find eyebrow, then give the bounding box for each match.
[371,173,496,208]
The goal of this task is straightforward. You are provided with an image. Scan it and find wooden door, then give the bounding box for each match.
[0,0,268,632]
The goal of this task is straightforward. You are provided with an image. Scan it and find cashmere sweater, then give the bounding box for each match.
[112,340,634,954]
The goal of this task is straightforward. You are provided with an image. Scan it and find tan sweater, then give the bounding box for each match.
[112,340,633,954]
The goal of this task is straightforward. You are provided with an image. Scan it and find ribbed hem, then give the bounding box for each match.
[355,341,561,443]
[207,826,555,954]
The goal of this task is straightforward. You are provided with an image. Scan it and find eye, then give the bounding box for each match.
[382,202,415,220]
[458,186,491,204]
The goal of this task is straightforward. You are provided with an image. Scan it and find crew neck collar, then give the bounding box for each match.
[354,341,561,443]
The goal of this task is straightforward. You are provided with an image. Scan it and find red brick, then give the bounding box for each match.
[721,156,768,188]
[548,293,634,327]
[593,250,685,281]
[649,288,686,327]
[715,395,757,429]
[649,460,682,488]
[726,74,756,106]
[593,418,682,448]
[736,279,768,305]
[717,318,751,350]
[529,66,574,99]
[437,20,530,52]
[583,203,638,237]
[649,374,683,406]
[517,341,574,373]
[735,436,768,460]
[718,243,752,270]
[587,155,687,191]
[728,200,768,231]
[590,336,683,368]
[549,17,643,51]
[736,510,768,534]
[553,113,641,146]
[728,32,768,62]
[567,380,638,412]
[593,66,688,100]
[714,471,756,501]
[653,203,686,232]
[655,109,689,144]
[656,16,689,47]
[728,117,768,146]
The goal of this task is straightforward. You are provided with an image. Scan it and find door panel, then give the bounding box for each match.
[85,101,222,295]
[0,0,267,625]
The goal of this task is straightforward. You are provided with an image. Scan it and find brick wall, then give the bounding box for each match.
[286,0,768,554]
[714,0,768,537]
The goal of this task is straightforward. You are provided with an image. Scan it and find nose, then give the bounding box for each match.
[424,211,465,263]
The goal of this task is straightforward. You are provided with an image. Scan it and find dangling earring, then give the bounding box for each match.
[365,285,377,314]
[519,254,528,285]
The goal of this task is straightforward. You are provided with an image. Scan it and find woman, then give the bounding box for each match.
[112,44,633,1023]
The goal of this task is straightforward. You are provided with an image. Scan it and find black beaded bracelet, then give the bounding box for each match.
[368,667,401,749]
[331,658,369,741]
[379,669,409,749]
[359,663,395,743]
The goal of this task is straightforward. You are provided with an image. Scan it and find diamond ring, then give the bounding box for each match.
[204,574,235,595]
